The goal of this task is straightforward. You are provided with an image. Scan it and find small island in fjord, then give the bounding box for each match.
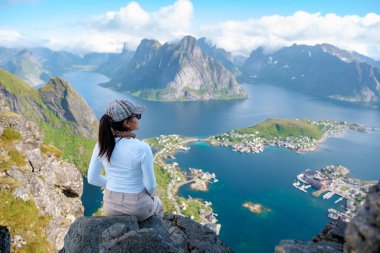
[242,201,271,215]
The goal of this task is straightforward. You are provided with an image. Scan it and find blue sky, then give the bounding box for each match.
[1,0,379,28]
[1,0,380,58]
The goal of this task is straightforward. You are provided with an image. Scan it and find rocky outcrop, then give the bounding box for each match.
[0,105,84,251]
[59,214,233,253]
[344,181,380,253]
[276,220,346,253]
[275,181,380,253]
[102,35,249,101]
[38,77,98,138]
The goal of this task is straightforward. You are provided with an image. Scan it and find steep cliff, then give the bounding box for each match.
[0,97,84,251]
[101,35,249,101]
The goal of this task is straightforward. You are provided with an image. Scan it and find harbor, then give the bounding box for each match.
[293,165,377,222]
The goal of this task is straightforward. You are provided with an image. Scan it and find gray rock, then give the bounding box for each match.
[99,228,179,253]
[275,240,343,253]
[344,181,380,253]
[12,187,30,201]
[164,214,233,253]
[60,214,233,253]
[102,223,131,243]
[62,216,139,253]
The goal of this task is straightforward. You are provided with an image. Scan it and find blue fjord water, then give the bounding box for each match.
[62,71,380,253]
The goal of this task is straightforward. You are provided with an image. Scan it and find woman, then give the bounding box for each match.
[87,99,163,221]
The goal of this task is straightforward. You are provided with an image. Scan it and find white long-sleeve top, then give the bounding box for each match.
[87,137,157,196]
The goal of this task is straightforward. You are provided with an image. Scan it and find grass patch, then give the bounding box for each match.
[40,143,62,158]
[236,118,323,139]
[0,189,54,253]
[1,127,22,142]
[8,149,26,167]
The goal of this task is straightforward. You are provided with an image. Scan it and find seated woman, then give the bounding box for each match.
[87,99,163,221]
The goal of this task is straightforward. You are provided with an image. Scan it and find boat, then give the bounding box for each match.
[328,212,339,220]
[213,178,219,183]
[334,197,344,203]
[293,181,307,192]
[328,208,338,214]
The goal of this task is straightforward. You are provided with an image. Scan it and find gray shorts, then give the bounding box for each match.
[103,188,163,221]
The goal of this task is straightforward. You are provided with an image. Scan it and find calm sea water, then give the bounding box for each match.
[62,71,380,253]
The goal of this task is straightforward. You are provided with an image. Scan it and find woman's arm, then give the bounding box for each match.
[141,143,156,197]
[87,143,107,187]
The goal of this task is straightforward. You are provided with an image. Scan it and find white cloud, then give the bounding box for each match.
[0,28,22,46]
[85,0,194,48]
[1,2,380,60]
[201,11,380,59]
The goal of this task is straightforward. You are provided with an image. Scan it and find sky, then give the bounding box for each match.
[1,0,380,59]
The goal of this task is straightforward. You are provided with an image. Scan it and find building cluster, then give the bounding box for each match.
[294,165,376,222]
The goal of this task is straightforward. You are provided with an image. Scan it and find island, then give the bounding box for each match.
[206,118,367,153]
[242,201,271,215]
[189,167,217,191]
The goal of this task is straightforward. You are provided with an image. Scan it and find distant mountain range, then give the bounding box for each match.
[242,43,380,102]
[1,38,380,102]
[0,44,134,87]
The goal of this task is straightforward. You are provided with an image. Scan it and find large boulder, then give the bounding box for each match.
[60,214,233,253]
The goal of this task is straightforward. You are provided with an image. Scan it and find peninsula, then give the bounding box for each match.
[206,118,367,153]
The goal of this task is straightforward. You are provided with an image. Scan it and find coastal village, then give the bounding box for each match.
[293,165,377,222]
[142,119,371,235]
[206,119,367,154]
[144,134,221,235]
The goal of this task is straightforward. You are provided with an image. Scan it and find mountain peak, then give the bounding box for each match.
[43,76,73,91]
[38,77,98,138]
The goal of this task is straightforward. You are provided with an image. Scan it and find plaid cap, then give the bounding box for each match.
[105,99,147,122]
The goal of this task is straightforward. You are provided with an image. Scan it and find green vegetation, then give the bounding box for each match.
[0,69,96,175]
[40,143,62,158]
[175,196,212,222]
[0,188,54,253]
[8,149,26,167]
[0,127,26,170]
[1,127,22,142]
[236,118,324,140]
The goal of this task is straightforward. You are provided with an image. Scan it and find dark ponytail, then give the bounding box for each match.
[98,114,130,163]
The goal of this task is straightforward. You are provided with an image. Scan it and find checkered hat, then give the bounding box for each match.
[105,99,147,122]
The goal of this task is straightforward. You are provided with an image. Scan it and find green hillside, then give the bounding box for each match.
[0,68,96,174]
[235,118,324,140]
